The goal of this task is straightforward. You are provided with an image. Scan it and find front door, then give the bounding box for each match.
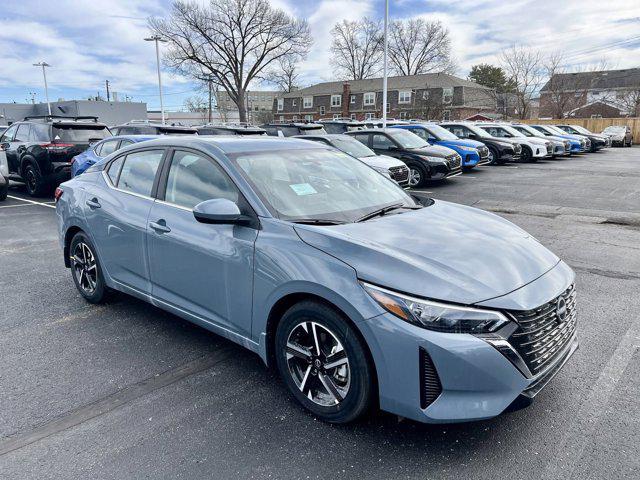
[83,148,165,294]
[147,149,257,337]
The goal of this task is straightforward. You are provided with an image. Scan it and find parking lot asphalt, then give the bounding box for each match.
[1,147,639,480]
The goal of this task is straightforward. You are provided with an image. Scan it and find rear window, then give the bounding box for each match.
[157,128,197,135]
[299,127,327,135]
[52,126,110,143]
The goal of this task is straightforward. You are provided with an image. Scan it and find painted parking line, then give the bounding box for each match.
[0,203,43,209]
[6,195,56,209]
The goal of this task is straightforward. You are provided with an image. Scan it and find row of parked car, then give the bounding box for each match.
[0,115,628,198]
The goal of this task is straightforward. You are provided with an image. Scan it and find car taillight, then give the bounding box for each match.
[54,187,63,202]
[41,143,74,151]
[70,156,76,164]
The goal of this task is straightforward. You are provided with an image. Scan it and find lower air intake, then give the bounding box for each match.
[419,347,442,409]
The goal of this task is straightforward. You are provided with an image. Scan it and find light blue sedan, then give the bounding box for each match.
[55,137,577,424]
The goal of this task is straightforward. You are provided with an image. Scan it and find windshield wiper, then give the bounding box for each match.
[355,203,408,223]
[290,218,347,225]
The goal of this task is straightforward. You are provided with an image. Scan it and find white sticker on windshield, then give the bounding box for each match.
[54,135,61,140]
[289,183,317,196]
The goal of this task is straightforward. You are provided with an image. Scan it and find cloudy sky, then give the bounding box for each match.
[1,0,639,109]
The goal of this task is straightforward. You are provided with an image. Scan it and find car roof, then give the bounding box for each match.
[122,136,327,155]
[295,133,353,140]
[345,128,404,134]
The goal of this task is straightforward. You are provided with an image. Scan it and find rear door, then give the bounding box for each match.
[0,124,19,175]
[83,148,165,295]
[146,148,257,337]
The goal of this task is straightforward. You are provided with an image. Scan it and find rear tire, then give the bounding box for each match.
[23,163,49,197]
[70,232,110,304]
[275,301,375,424]
[0,180,7,201]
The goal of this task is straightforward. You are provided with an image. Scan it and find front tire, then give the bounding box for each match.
[275,301,374,424]
[70,232,109,303]
[520,146,534,162]
[407,163,427,188]
[0,178,7,201]
[487,146,503,165]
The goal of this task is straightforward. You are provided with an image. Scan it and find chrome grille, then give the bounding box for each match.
[389,165,409,183]
[513,144,522,155]
[546,143,553,154]
[478,146,489,158]
[448,154,461,169]
[509,284,577,376]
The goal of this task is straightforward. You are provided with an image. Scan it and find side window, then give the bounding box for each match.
[14,124,31,142]
[372,134,394,150]
[119,139,134,148]
[164,150,238,209]
[351,133,370,146]
[1,124,18,142]
[97,140,119,157]
[106,156,125,184]
[451,126,467,138]
[29,123,50,142]
[117,150,164,197]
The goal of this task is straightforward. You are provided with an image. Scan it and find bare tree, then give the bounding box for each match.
[265,56,301,93]
[330,18,383,80]
[619,88,640,117]
[388,19,455,76]
[149,0,311,123]
[183,94,209,121]
[500,46,544,119]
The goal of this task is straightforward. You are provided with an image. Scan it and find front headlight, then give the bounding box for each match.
[419,155,446,164]
[361,282,510,334]
[459,146,476,152]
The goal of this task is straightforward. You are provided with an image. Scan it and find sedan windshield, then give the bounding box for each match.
[499,125,526,137]
[603,126,624,133]
[387,129,429,149]
[331,136,377,158]
[424,124,458,140]
[232,148,416,223]
[571,125,592,135]
[464,124,492,139]
[546,125,572,135]
[514,125,544,137]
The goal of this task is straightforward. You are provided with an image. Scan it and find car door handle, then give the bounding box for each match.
[149,221,171,234]
[86,198,101,209]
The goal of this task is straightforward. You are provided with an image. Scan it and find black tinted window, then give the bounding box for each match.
[52,126,110,143]
[165,150,238,209]
[14,124,30,142]
[372,134,394,150]
[323,124,345,134]
[351,133,370,145]
[30,123,50,142]
[116,150,164,196]
[279,126,299,137]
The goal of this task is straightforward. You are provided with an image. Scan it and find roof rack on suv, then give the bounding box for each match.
[23,115,100,122]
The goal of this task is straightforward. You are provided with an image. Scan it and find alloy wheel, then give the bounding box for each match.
[285,321,350,406]
[408,167,422,187]
[72,242,98,295]
[26,168,37,194]
[487,149,495,164]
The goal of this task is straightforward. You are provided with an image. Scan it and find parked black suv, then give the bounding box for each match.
[439,122,521,165]
[196,124,267,136]
[317,119,366,134]
[261,122,327,137]
[346,128,462,187]
[554,124,609,152]
[111,121,198,136]
[0,116,111,196]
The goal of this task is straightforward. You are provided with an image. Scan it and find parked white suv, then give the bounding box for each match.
[477,123,552,162]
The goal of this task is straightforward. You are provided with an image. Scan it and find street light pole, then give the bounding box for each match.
[144,35,167,124]
[382,0,389,128]
[33,62,52,115]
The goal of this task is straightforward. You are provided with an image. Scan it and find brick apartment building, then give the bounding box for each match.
[272,73,496,122]
[539,68,640,118]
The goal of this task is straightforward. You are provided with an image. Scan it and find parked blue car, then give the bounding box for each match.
[71,135,158,177]
[392,123,490,169]
[530,125,588,153]
[56,137,577,424]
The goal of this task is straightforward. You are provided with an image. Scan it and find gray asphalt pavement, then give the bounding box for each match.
[0,147,639,479]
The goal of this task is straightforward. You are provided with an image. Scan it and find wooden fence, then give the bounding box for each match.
[519,117,640,140]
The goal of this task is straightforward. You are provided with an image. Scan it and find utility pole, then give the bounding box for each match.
[144,35,168,124]
[29,92,36,104]
[382,0,389,127]
[207,76,213,123]
[33,62,52,115]
[105,80,111,102]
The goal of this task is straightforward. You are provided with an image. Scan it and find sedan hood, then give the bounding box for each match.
[359,154,407,170]
[294,200,559,305]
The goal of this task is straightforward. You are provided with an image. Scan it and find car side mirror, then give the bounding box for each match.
[467,133,477,139]
[0,142,9,150]
[193,198,252,226]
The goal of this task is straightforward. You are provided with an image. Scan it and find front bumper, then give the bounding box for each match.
[359,310,578,423]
